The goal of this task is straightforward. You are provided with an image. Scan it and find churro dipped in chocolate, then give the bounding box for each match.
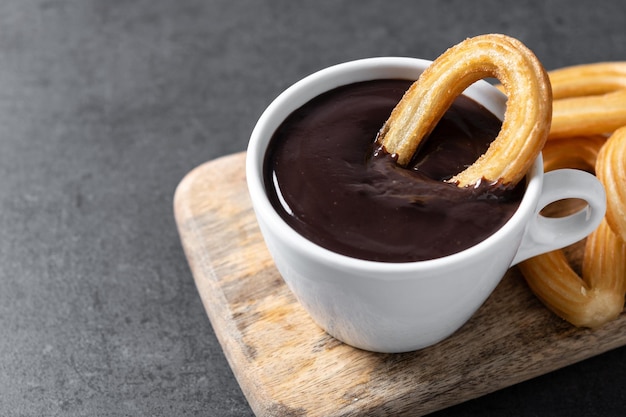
[377,34,552,188]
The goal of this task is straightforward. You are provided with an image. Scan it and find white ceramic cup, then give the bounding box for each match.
[246,57,606,353]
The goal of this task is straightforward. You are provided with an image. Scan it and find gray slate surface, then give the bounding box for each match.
[1,1,625,416]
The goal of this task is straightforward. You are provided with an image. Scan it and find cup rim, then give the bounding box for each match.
[246,57,543,277]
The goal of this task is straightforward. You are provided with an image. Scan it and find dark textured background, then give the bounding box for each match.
[1,1,625,415]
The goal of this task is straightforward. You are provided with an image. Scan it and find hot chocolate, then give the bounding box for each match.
[263,79,524,262]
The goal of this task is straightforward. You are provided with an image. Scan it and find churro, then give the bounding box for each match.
[497,62,626,139]
[595,126,626,242]
[377,34,552,187]
[550,89,626,139]
[520,220,625,328]
[541,135,606,173]
[549,62,626,100]
[519,129,626,327]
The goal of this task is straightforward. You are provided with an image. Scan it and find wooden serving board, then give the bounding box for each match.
[174,152,626,417]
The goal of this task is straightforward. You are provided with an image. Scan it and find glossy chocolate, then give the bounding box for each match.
[264,80,523,262]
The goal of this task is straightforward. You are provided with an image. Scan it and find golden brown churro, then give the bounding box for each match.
[497,62,626,99]
[541,135,607,172]
[595,126,626,242]
[377,34,552,187]
[497,62,626,139]
[550,89,626,139]
[520,220,626,328]
[583,220,626,311]
[509,59,626,327]
[548,62,626,100]
[519,129,626,328]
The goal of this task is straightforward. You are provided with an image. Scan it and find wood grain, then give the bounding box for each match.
[174,152,626,417]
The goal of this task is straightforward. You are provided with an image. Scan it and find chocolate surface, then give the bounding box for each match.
[264,80,524,262]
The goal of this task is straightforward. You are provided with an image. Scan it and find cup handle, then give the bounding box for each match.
[510,168,606,266]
